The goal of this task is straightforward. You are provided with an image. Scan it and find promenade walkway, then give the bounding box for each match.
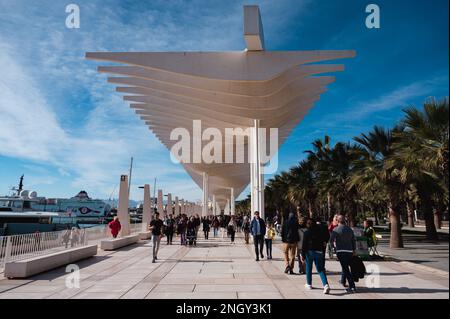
[0,233,448,299]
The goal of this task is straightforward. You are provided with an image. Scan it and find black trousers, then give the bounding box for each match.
[230,231,236,242]
[253,234,265,258]
[166,231,173,244]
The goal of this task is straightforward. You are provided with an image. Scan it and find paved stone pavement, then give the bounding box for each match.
[0,232,448,299]
[375,229,449,272]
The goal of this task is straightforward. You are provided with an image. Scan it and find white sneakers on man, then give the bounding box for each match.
[323,284,331,294]
[304,284,312,290]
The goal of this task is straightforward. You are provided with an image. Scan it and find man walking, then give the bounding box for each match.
[281,212,299,274]
[329,215,357,293]
[250,211,266,261]
[164,214,175,245]
[149,212,164,263]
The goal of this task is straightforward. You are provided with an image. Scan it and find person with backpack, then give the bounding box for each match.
[281,212,299,274]
[302,218,331,294]
[329,214,357,293]
[187,216,197,246]
[227,216,237,244]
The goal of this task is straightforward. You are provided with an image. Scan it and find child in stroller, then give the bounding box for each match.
[186,217,197,246]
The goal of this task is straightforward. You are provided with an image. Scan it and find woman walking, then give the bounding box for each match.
[227,216,237,244]
[108,216,121,239]
[302,218,331,294]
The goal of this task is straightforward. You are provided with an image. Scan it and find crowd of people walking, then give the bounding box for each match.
[109,209,370,295]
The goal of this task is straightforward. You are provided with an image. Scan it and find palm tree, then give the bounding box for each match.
[287,160,318,218]
[351,126,404,248]
[390,97,448,239]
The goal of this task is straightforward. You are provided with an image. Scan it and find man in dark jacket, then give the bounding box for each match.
[281,212,299,274]
[250,211,266,261]
[329,215,357,293]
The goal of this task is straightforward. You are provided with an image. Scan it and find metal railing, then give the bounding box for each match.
[0,222,143,271]
[0,228,88,270]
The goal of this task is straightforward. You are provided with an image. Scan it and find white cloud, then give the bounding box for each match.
[0,0,256,201]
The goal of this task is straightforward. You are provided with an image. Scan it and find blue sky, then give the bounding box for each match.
[0,0,448,203]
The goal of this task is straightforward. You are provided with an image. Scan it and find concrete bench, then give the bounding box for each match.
[100,234,140,251]
[4,244,98,279]
[139,231,152,240]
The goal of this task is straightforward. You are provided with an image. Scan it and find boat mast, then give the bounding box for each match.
[16,175,24,195]
[153,177,156,211]
[128,157,133,198]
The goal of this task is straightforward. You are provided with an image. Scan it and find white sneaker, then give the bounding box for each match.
[304,284,312,290]
[323,284,330,294]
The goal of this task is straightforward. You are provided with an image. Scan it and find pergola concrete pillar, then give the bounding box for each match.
[175,196,179,215]
[230,188,235,216]
[202,172,209,217]
[167,193,173,215]
[251,119,264,219]
[157,189,163,214]
[224,199,230,215]
[244,5,265,51]
[117,175,130,236]
[142,184,151,232]
[212,195,216,216]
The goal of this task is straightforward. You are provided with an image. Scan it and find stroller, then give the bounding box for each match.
[186,227,197,246]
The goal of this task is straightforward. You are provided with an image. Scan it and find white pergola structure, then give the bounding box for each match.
[86,6,354,219]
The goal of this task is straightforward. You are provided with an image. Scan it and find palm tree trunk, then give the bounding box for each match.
[372,204,379,226]
[433,207,441,230]
[388,200,404,248]
[327,192,332,218]
[406,201,415,228]
[419,191,439,240]
[308,202,314,219]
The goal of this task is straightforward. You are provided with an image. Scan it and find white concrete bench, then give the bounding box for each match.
[4,244,98,279]
[100,234,140,250]
[139,231,152,240]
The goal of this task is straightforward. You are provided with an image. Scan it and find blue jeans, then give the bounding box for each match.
[305,251,328,286]
[337,252,356,289]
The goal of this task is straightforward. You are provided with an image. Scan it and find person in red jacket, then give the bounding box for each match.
[109,216,121,238]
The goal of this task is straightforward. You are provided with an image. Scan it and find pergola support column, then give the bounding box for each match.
[202,172,209,217]
[118,175,130,236]
[250,119,264,219]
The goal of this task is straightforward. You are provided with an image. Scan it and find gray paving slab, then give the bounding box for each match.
[0,231,447,299]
